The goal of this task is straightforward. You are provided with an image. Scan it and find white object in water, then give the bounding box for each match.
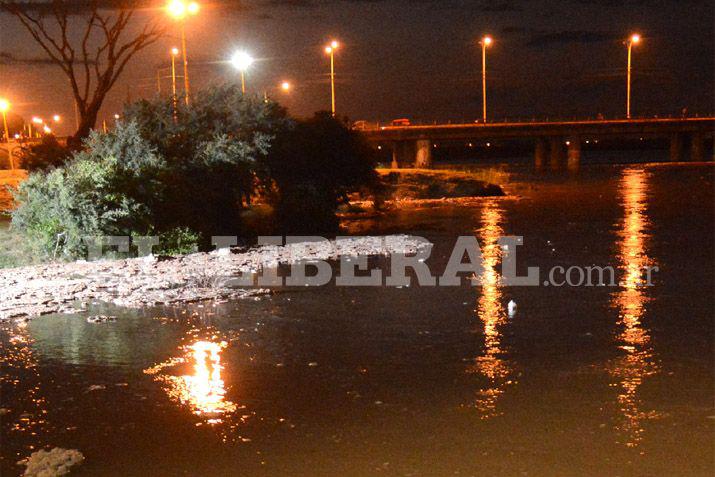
[507,300,517,317]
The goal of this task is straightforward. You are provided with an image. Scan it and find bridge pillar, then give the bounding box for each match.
[669,133,684,162]
[414,139,433,168]
[391,142,413,169]
[534,138,547,170]
[690,132,705,162]
[549,137,564,170]
[567,138,581,172]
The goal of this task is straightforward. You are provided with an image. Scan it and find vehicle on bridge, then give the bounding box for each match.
[391,118,411,127]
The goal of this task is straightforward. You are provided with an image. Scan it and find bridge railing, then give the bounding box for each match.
[354,112,714,131]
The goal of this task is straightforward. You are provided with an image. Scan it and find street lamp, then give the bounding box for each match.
[479,35,493,123]
[280,81,291,92]
[170,47,180,117]
[625,33,641,119]
[325,40,339,116]
[166,0,199,105]
[230,51,254,94]
[52,114,61,123]
[0,99,9,143]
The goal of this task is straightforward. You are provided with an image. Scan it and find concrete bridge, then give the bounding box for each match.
[360,118,715,168]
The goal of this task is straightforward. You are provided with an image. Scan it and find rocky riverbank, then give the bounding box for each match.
[376,168,505,200]
[0,235,429,321]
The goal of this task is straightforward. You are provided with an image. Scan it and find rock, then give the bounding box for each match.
[18,447,84,477]
[0,235,431,321]
[85,315,117,324]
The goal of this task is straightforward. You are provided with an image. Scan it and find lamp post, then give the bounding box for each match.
[171,47,179,118]
[479,36,492,123]
[230,51,254,94]
[0,99,9,143]
[626,33,641,119]
[325,40,339,116]
[166,0,199,105]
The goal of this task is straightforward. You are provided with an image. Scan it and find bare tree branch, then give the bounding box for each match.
[1,0,165,145]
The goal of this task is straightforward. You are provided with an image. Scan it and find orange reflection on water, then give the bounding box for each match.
[145,339,237,423]
[608,168,661,448]
[466,199,515,418]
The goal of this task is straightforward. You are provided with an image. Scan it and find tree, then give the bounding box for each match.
[265,112,379,233]
[1,1,163,147]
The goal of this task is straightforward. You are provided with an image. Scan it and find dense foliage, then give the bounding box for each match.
[11,85,378,260]
[19,135,72,172]
[265,112,378,233]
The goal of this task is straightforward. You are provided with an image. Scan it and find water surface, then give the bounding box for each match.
[1,162,713,476]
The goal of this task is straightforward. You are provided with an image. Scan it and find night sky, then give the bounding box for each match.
[1,0,713,135]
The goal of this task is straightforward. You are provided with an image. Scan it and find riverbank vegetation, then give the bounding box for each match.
[7,85,379,261]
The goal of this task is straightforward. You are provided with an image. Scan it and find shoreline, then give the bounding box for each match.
[0,235,429,321]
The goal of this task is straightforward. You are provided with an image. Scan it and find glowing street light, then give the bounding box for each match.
[32,116,43,124]
[0,98,9,143]
[325,40,339,116]
[52,114,61,122]
[230,51,254,94]
[42,125,52,134]
[625,33,641,119]
[280,81,291,92]
[479,35,493,123]
[166,1,199,105]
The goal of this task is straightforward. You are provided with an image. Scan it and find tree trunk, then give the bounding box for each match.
[67,103,101,149]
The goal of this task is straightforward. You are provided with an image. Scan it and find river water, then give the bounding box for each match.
[1,162,713,476]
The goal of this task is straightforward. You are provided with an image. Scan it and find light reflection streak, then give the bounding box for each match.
[145,336,237,424]
[608,168,661,448]
[0,321,50,456]
[466,199,515,418]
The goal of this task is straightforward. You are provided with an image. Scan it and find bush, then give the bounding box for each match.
[11,123,165,259]
[265,112,379,233]
[19,135,72,172]
[10,86,378,261]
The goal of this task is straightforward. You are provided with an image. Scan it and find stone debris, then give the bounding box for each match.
[0,235,429,321]
[85,315,117,324]
[17,447,84,477]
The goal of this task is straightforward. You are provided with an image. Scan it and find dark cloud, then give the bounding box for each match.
[0,50,95,65]
[526,30,617,47]
[480,1,520,12]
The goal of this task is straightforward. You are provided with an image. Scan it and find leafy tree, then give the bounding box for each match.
[122,84,291,243]
[265,112,379,233]
[19,135,72,171]
[12,122,165,259]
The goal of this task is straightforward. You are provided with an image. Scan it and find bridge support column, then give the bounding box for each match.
[534,138,547,170]
[567,138,581,172]
[391,142,413,169]
[414,139,433,168]
[690,132,705,162]
[549,137,564,170]
[669,133,684,162]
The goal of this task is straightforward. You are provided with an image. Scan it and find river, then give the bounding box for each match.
[1,161,713,476]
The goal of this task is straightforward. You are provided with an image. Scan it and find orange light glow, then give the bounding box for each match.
[145,340,237,421]
[167,0,198,19]
[482,36,493,46]
[52,114,61,122]
[630,33,641,44]
[466,200,515,419]
[280,81,291,91]
[607,168,661,448]
[171,47,180,56]
[0,99,9,113]
[31,117,43,124]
